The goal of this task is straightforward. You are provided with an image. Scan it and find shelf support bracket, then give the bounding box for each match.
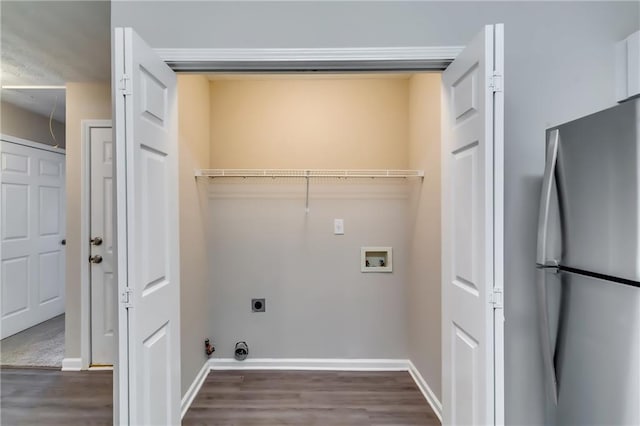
[305,170,310,213]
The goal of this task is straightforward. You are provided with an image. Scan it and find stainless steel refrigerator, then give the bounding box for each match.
[536,98,640,425]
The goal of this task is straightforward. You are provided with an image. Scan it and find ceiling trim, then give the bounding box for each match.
[155,46,463,72]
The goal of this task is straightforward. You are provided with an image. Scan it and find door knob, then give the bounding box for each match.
[89,255,103,264]
[61,239,66,246]
[91,237,103,246]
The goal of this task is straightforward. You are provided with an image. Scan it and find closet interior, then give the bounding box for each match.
[177,71,443,389]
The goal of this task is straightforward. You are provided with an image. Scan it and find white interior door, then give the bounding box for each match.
[113,27,180,425]
[90,126,115,365]
[1,138,66,339]
[441,24,504,425]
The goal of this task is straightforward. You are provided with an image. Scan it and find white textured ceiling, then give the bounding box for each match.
[1,1,111,122]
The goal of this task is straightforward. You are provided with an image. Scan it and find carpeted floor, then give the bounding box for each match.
[0,314,65,367]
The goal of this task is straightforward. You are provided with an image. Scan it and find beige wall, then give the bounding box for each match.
[205,75,413,360]
[64,82,111,359]
[177,75,212,396]
[209,76,409,169]
[183,73,440,392]
[407,73,442,399]
[1,101,66,148]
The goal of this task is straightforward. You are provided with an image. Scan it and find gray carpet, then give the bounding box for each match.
[0,314,65,367]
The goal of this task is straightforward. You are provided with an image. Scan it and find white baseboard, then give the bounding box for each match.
[180,357,441,421]
[209,358,410,371]
[408,360,443,422]
[61,358,82,371]
[181,360,211,420]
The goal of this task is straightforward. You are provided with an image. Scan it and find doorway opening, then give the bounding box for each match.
[185,70,441,364]
[179,71,444,422]
[79,121,115,368]
[0,134,67,368]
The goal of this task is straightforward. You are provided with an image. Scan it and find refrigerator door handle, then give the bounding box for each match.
[536,268,559,405]
[536,129,561,405]
[536,129,560,266]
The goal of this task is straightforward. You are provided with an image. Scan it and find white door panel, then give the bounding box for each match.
[0,139,65,339]
[442,24,504,425]
[1,256,29,317]
[114,27,180,425]
[90,126,115,365]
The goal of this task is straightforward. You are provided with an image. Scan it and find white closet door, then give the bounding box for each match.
[1,139,66,339]
[113,27,180,425]
[441,24,504,425]
[90,126,115,365]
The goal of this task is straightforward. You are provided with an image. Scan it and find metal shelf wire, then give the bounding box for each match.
[195,169,424,212]
[195,169,424,179]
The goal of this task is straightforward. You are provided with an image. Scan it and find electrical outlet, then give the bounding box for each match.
[251,298,266,312]
[334,219,344,235]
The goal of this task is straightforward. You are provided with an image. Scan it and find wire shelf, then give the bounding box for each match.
[195,169,425,179]
[196,169,424,213]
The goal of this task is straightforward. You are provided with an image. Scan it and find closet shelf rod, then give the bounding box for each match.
[195,169,425,179]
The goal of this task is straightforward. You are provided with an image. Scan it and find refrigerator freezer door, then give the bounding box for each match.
[552,99,640,281]
[554,271,640,425]
[555,272,640,425]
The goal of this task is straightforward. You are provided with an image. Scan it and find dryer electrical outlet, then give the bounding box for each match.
[251,298,266,312]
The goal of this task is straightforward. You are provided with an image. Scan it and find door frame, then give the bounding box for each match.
[161,47,505,422]
[155,46,464,71]
[80,119,113,369]
[113,42,504,424]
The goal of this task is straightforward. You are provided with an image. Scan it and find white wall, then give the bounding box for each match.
[205,75,411,359]
[208,182,410,359]
[1,101,65,148]
[112,2,640,423]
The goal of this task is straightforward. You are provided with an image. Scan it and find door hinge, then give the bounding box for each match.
[119,74,132,96]
[489,71,503,93]
[490,288,503,309]
[121,287,133,308]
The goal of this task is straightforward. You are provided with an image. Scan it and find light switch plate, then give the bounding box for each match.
[334,219,344,235]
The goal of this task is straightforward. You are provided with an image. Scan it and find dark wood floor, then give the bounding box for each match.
[183,371,440,425]
[1,369,439,425]
[0,367,113,425]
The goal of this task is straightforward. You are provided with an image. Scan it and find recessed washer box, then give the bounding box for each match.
[361,247,392,273]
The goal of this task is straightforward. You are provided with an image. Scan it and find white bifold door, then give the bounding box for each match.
[441,24,504,425]
[1,139,66,339]
[113,28,180,425]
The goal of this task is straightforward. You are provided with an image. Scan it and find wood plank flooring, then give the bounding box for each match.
[0,367,113,425]
[183,371,440,425]
[0,369,439,425]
